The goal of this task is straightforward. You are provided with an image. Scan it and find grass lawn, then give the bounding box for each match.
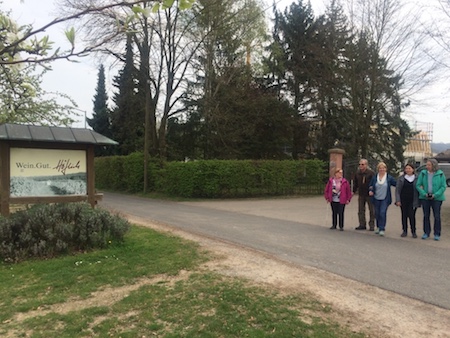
[0,225,366,337]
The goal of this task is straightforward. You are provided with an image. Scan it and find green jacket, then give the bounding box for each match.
[416,169,446,201]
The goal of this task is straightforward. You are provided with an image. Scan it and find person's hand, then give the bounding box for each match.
[368,191,374,196]
[395,202,401,207]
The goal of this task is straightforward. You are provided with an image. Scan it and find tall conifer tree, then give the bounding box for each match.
[88,64,112,156]
[110,35,145,155]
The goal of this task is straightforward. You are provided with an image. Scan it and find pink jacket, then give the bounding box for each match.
[324,177,352,204]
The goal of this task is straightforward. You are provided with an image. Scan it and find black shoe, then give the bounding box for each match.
[401,232,407,237]
[355,226,367,230]
[369,227,375,231]
[330,226,337,230]
[412,233,417,238]
[339,228,344,231]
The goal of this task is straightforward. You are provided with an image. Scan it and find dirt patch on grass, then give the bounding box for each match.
[9,270,192,324]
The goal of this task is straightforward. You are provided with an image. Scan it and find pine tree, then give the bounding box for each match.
[87,64,113,156]
[110,36,145,155]
[312,0,354,158]
[268,0,319,159]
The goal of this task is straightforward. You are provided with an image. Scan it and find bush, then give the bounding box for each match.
[95,154,327,198]
[156,159,326,198]
[0,203,130,263]
[95,152,162,193]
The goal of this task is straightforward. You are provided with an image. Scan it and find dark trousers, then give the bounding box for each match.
[331,202,346,229]
[400,199,416,234]
[358,194,375,228]
[421,199,442,236]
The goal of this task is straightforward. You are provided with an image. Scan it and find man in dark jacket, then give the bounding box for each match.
[353,159,375,230]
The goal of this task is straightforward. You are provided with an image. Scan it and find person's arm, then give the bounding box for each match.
[395,177,402,205]
[368,176,376,196]
[324,179,331,202]
[352,172,359,193]
[433,173,447,200]
[390,175,397,187]
[347,182,352,203]
[416,172,427,199]
[344,179,352,203]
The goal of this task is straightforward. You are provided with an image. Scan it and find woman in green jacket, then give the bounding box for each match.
[416,159,447,241]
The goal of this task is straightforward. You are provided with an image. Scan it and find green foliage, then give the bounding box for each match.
[157,159,326,198]
[95,156,127,191]
[96,154,326,197]
[88,64,113,156]
[182,0,272,160]
[0,64,77,125]
[0,11,54,63]
[0,203,130,263]
[95,152,161,193]
[152,0,197,13]
[110,36,145,155]
[181,66,295,160]
[0,8,80,125]
[264,1,411,163]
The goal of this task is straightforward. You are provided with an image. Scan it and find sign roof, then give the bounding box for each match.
[0,124,118,146]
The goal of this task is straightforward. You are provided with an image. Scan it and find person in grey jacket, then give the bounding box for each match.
[395,163,420,238]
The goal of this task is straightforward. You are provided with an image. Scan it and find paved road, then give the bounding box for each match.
[99,192,450,310]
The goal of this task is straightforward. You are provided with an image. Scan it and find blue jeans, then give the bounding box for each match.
[373,199,389,231]
[421,199,442,236]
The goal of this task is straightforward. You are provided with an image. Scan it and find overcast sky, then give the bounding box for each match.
[6,0,450,143]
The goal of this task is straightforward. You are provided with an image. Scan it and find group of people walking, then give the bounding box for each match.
[324,158,447,240]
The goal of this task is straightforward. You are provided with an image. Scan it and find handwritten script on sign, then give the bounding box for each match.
[53,159,81,175]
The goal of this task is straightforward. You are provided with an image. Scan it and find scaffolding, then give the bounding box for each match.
[404,121,433,166]
[413,121,433,142]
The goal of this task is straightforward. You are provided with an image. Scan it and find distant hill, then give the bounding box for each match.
[431,143,450,154]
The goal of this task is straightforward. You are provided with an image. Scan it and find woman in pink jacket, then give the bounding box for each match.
[324,168,352,231]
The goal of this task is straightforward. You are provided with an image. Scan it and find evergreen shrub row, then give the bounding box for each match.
[95,154,326,198]
[95,152,161,193]
[0,203,130,263]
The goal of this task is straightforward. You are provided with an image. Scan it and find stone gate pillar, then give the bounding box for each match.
[328,148,345,177]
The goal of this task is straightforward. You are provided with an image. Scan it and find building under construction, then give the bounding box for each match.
[404,122,433,166]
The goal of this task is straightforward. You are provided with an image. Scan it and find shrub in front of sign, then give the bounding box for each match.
[0,203,130,263]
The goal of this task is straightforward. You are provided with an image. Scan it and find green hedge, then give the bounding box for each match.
[95,152,161,193]
[156,160,326,198]
[95,154,326,198]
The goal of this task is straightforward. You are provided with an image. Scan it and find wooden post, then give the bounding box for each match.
[86,145,96,208]
[0,142,11,216]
